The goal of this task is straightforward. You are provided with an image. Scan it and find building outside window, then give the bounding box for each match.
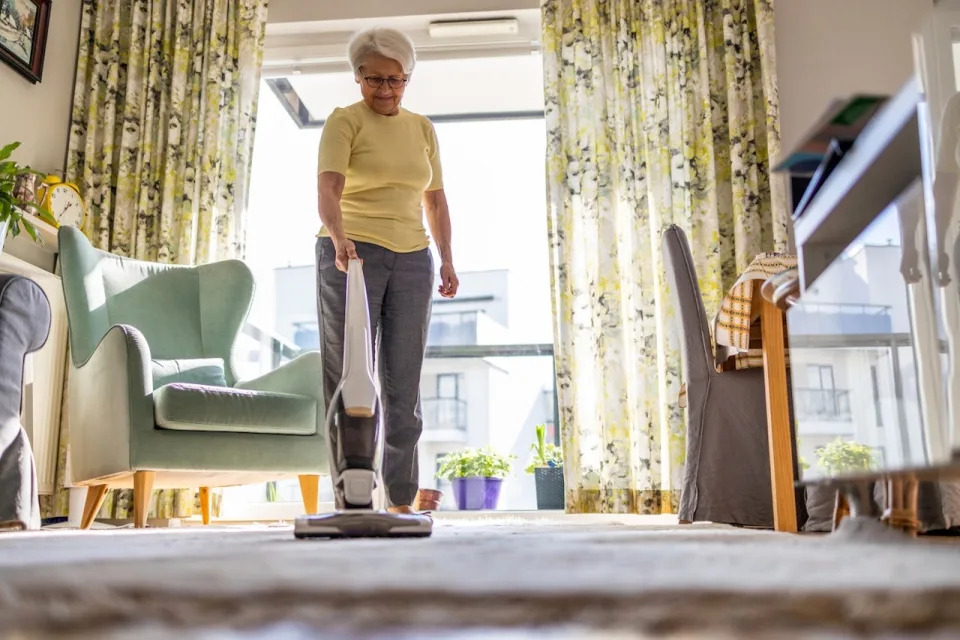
[218,51,557,517]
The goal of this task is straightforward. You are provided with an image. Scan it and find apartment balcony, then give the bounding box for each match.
[421,397,468,443]
[795,388,852,422]
[427,309,510,347]
[428,312,478,346]
[787,302,892,336]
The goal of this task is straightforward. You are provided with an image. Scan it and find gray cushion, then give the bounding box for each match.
[154,383,317,436]
[151,358,226,390]
[0,275,51,530]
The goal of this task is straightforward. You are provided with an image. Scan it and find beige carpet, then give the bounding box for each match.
[1,515,959,639]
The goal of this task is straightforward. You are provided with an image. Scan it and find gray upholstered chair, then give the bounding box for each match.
[662,224,787,527]
[58,226,327,528]
[0,275,51,531]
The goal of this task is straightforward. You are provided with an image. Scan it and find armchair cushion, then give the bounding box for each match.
[151,358,227,390]
[154,383,317,436]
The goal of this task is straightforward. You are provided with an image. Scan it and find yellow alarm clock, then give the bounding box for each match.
[37,176,86,229]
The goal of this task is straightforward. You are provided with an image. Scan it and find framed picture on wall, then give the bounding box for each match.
[0,0,51,84]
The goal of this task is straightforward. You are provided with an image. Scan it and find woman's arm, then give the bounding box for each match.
[423,188,458,298]
[317,171,358,271]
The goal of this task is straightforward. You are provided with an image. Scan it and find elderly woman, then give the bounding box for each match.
[316,27,458,514]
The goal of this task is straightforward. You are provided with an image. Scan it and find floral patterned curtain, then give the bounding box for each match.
[41,0,268,521]
[542,0,789,514]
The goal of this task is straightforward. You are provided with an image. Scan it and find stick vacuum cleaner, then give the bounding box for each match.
[294,258,433,539]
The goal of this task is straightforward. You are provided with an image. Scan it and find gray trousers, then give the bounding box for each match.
[316,237,434,507]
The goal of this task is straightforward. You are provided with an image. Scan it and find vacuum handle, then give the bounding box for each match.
[341,258,377,417]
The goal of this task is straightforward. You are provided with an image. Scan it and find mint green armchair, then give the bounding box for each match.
[58,226,327,528]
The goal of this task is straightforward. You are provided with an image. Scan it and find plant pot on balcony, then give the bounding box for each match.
[437,447,514,510]
[451,476,502,510]
[525,424,564,510]
[534,466,565,510]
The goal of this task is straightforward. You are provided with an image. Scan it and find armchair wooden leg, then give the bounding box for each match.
[199,487,211,525]
[80,485,108,530]
[133,471,156,529]
[299,475,320,514]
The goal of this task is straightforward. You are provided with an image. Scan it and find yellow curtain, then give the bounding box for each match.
[541,0,789,514]
[40,0,268,521]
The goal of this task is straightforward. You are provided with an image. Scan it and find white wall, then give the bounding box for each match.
[5,0,932,173]
[0,0,81,173]
[267,0,539,25]
[0,0,538,170]
[270,0,936,164]
[262,3,542,78]
[775,0,934,158]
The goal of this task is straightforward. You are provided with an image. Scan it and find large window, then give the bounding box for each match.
[220,53,554,517]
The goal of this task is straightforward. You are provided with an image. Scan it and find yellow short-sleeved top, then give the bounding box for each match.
[317,101,443,253]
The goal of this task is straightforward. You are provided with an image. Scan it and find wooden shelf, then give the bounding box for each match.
[0,251,59,280]
[793,77,923,289]
[4,209,60,273]
[16,210,59,251]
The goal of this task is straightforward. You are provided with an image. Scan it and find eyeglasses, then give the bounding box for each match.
[361,74,408,90]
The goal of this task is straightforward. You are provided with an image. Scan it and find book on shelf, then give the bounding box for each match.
[791,138,854,219]
[775,94,888,175]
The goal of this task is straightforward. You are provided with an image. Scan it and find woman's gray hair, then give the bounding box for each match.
[348,28,416,75]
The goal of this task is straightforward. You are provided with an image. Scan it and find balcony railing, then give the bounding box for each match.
[427,312,479,346]
[234,322,303,380]
[422,397,468,431]
[424,343,558,445]
[795,387,852,421]
[234,334,560,444]
[787,303,893,336]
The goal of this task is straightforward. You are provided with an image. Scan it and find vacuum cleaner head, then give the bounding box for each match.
[294,510,433,539]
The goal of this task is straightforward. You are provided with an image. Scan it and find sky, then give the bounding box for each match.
[244,63,554,346]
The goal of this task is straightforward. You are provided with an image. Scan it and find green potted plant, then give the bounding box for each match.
[796,437,811,475]
[525,423,564,510]
[0,141,52,254]
[436,447,514,510]
[815,438,877,476]
[803,438,877,532]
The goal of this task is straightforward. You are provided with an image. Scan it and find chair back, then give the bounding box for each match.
[661,225,715,382]
[58,226,254,385]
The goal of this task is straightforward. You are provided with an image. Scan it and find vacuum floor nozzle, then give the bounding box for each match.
[294,510,433,539]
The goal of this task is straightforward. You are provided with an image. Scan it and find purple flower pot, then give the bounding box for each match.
[451,477,503,510]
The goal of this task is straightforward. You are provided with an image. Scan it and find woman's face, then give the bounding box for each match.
[356,53,408,116]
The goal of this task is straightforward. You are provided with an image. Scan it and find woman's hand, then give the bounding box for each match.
[423,189,457,298]
[438,261,459,298]
[334,237,360,272]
